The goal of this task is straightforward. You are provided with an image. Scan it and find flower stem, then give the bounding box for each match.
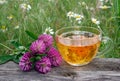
[97,25,105,35]
[0,43,13,51]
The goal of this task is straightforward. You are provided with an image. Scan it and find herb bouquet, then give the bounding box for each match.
[0,29,62,74]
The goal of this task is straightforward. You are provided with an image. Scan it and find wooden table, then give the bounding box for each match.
[0,58,120,81]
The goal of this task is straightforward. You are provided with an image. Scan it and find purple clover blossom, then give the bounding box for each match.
[30,40,46,54]
[47,47,62,67]
[35,57,51,74]
[19,52,33,71]
[38,34,53,47]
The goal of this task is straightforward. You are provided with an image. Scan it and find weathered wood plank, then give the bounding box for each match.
[0,58,120,81]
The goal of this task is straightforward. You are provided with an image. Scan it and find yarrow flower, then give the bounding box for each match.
[35,57,51,74]
[47,47,62,67]
[30,40,46,54]
[19,52,33,71]
[38,34,53,47]
[43,27,54,35]
[20,3,31,11]
[91,18,100,25]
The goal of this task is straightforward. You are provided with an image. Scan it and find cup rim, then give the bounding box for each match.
[55,26,101,40]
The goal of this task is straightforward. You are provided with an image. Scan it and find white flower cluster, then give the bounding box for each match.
[99,5,111,9]
[44,27,54,35]
[98,0,111,9]
[67,11,84,24]
[91,18,100,25]
[20,3,31,11]
[91,17,103,34]
[67,11,100,26]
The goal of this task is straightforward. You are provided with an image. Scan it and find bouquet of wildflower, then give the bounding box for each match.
[0,26,62,74]
[19,33,62,74]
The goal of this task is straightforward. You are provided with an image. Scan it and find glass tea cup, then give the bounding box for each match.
[55,26,113,66]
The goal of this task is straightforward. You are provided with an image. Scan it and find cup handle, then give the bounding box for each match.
[96,36,113,58]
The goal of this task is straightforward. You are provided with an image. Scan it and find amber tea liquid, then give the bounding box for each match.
[56,31,101,66]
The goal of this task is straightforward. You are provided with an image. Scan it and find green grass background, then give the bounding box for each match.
[0,0,120,58]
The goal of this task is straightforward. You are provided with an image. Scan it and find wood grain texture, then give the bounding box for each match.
[0,58,120,81]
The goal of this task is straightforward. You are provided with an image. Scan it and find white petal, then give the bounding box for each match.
[96,21,100,25]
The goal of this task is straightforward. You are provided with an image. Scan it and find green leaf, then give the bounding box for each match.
[12,54,22,64]
[25,30,38,40]
[0,55,14,64]
[114,0,120,26]
[116,0,120,15]
[26,43,32,48]
[36,56,41,61]
[10,40,21,48]
[37,54,47,58]
[30,57,36,62]
[35,54,47,61]
[13,57,20,64]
